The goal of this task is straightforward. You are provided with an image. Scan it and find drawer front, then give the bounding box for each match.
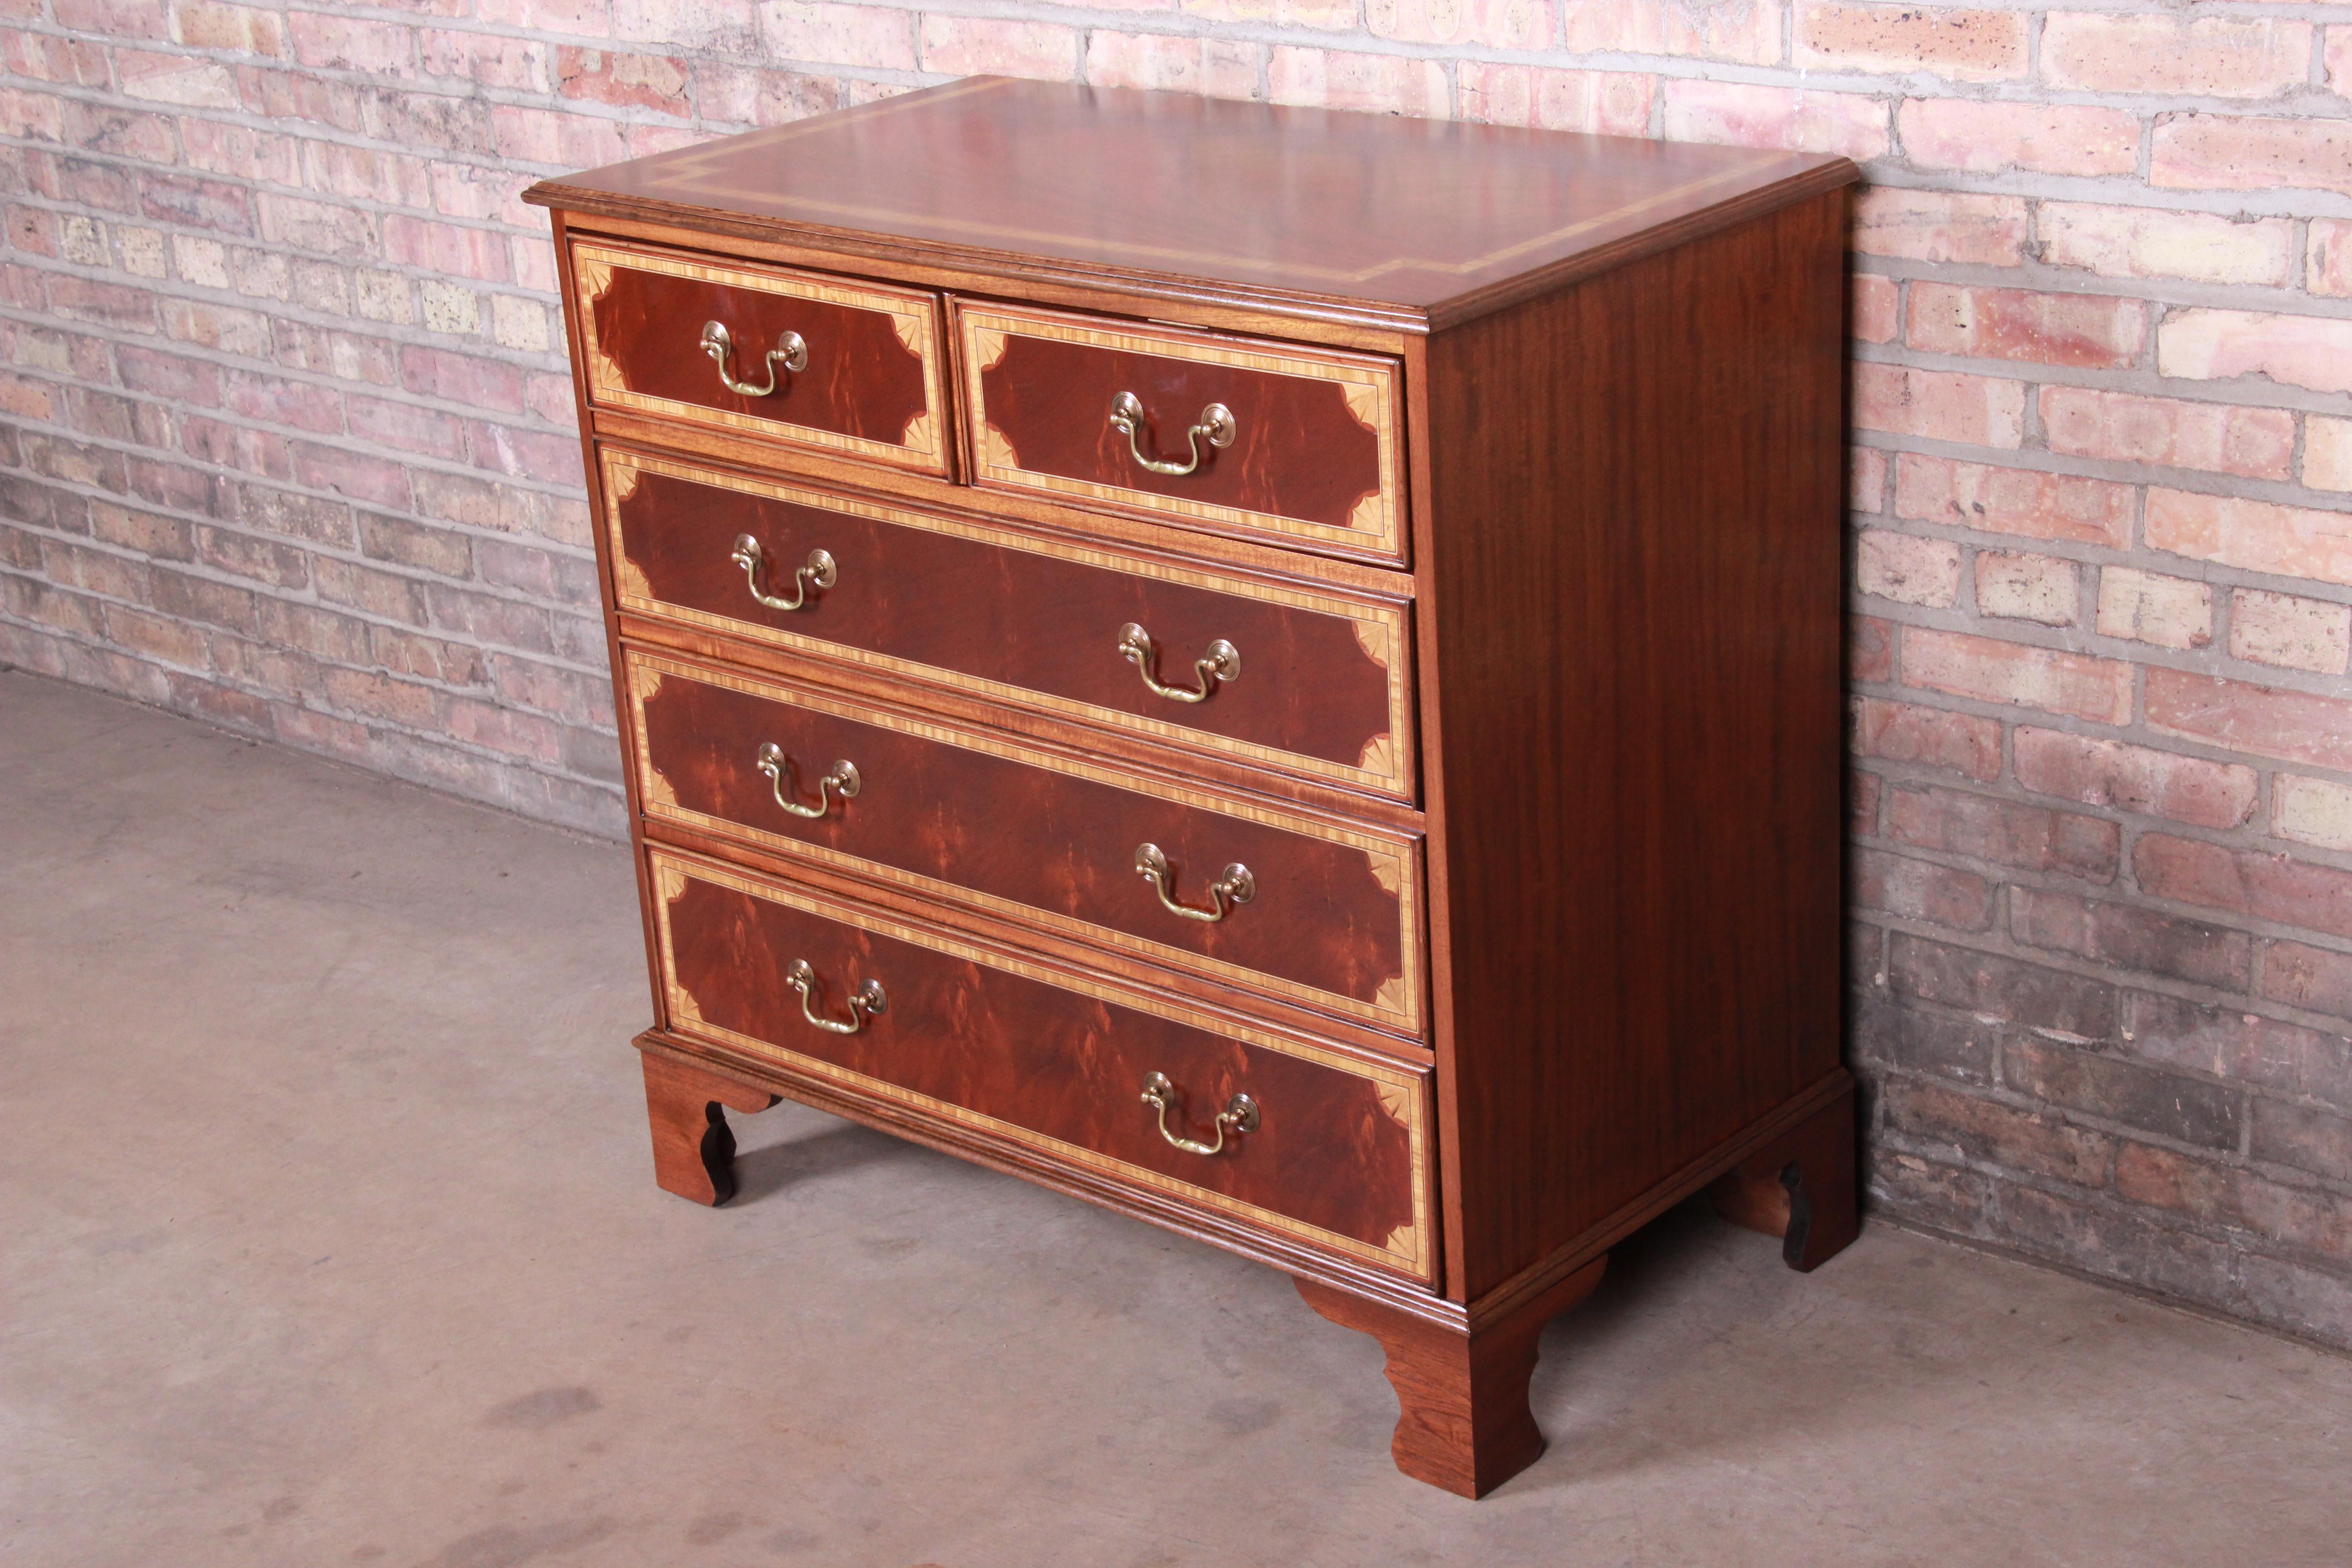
[957,302,1405,564]
[626,650,1425,1038]
[651,850,1434,1281]
[572,240,950,474]
[603,447,1415,801]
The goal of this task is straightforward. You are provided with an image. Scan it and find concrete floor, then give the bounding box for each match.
[3,668,2349,1567]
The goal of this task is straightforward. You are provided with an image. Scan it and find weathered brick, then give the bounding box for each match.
[2038,203,2295,289]
[1852,363,2025,447]
[1898,99,2136,177]
[1661,81,1889,158]
[2116,1142,2352,1263]
[2230,589,2351,676]
[2013,728,2253,830]
[2007,1038,2243,1151]
[2092,567,2212,653]
[2252,1100,2352,1185]
[2040,387,2293,483]
[1854,845,1995,930]
[1975,551,2077,627]
[2137,834,2352,943]
[1852,187,2027,266]
[2274,776,2352,854]
[1856,527,1959,607]
[1456,64,1654,137]
[2124,990,2352,1110]
[1265,47,1449,114]
[1894,455,2132,549]
[107,602,211,668]
[2154,115,2352,200]
[2000,1184,2245,1305]
[1850,696,2002,782]
[1797,3,2025,81]
[1906,284,2144,370]
[2146,489,2352,590]
[919,15,1077,78]
[1881,1076,2113,1183]
[2012,887,2252,992]
[2042,15,2310,98]
[1901,626,2132,725]
[2161,309,2352,397]
[1851,613,1894,682]
[2147,667,2352,774]
[2260,940,2352,1022]
[2313,220,2352,300]
[1889,781,2120,882]
[1854,994,1998,1083]
[1891,932,2117,1041]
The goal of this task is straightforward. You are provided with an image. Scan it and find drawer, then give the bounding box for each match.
[650,848,1434,1281]
[570,240,951,475]
[601,446,1415,801]
[956,301,1405,565]
[625,649,1426,1039]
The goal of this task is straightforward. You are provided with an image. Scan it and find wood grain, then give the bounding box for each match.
[627,648,1425,1037]
[1417,190,1852,1299]
[642,1049,781,1206]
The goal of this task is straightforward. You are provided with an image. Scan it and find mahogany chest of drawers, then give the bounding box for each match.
[526,78,1860,1498]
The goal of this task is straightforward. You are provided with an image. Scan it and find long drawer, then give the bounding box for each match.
[649,848,1435,1281]
[626,649,1425,1039]
[600,445,1416,801]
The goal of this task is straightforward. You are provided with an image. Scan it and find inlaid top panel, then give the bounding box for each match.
[524,77,1855,319]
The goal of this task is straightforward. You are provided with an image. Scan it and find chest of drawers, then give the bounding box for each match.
[527,78,1860,1498]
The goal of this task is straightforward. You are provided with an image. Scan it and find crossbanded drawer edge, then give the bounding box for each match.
[648,846,1436,1282]
[600,445,1416,801]
[625,647,1427,1039]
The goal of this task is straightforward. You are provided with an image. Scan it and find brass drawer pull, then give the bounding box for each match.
[1135,843,1253,923]
[1117,622,1239,704]
[732,533,835,612]
[755,743,859,819]
[784,959,886,1034]
[1140,1072,1259,1156]
[1109,391,1235,476]
[701,318,807,397]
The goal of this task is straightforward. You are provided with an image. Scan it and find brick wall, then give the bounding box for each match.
[3,0,2349,1347]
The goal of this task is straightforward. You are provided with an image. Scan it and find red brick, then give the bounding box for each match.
[2039,203,2295,288]
[2230,589,2351,676]
[1882,1077,2113,1181]
[918,15,1077,78]
[1852,187,2026,265]
[1901,627,2132,725]
[2160,309,2352,397]
[1888,782,2120,882]
[2146,488,2352,590]
[418,26,550,90]
[1660,81,1889,159]
[2313,219,2352,299]
[1906,283,2144,369]
[1797,3,2025,80]
[2124,990,2352,1110]
[2116,1142,2352,1262]
[2042,15,2310,97]
[2137,834,2352,943]
[1974,551,2077,627]
[1854,846,1995,930]
[2263,941,2352,1022]
[1265,48,1449,114]
[1856,527,1959,607]
[1085,33,1262,101]
[2012,887,2251,991]
[1850,768,1884,837]
[290,441,409,510]
[1897,98,2137,177]
[347,394,466,461]
[2039,387,2293,482]
[1851,614,1894,682]
[398,346,524,412]
[1892,456,2131,549]
[1455,63,1654,137]
[2146,668,2352,772]
[1852,363,2025,447]
[1852,274,1898,345]
[2155,116,2352,200]
[1850,696,2002,782]
[2013,729,2254,830]
[555,46,688,112]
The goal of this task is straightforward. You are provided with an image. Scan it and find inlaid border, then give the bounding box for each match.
[627,650,1423,1036]
[573,241,950,474]
[602,447,1416,800]
[650,848,1433,1279]
[957,302,1404,563]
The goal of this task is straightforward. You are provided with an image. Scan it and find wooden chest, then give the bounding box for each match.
[526,78,1859,1498]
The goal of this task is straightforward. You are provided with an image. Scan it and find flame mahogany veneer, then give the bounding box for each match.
[529,77,1861,1498]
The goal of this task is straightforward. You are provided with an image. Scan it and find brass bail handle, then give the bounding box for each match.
[732,534,835,612]
[1117,622,1239,704]
[756,743,860,820]
[1134,843,1254,923]
[701,319,808,398]
[784,958,887,1035]
[1139,1072,1259,1156]
[1108,391,1235,476]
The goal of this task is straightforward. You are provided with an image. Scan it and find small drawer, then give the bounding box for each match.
[601,446,1415,802]
[956,301,1406,565]
[650,848,1435,1281]
[571,240,951,475]
[625,649,1426,1039]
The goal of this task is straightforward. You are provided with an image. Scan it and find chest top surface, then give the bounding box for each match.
[524,77,1854,321]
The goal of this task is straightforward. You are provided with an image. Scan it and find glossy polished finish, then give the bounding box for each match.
[529,76,1852,325]
[573,240,950,473]
[604,448,1414,800]
[532,82,1859,1500]
[625,650,1421,1039]
[651,850,1433,1280]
